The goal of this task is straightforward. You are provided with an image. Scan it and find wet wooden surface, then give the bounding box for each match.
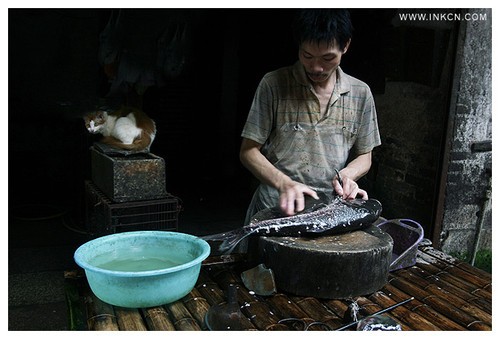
[65,244,492,331]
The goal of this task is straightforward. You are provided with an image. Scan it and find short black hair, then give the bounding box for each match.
[292,9,353,50]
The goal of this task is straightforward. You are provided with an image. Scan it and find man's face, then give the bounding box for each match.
[298,39,350,85]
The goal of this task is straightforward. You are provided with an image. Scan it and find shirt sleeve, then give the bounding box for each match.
[241,75,275,145]
[352,89,381,155]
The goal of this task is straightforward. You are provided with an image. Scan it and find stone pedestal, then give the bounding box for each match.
[90,147,168,202]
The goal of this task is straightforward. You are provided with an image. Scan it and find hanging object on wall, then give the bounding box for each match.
[98,9,189,106]
[156,22,187,79]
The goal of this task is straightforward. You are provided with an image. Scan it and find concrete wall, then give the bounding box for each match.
[367,11,456,237]
[438,9,492,258]
[366,9,492,262]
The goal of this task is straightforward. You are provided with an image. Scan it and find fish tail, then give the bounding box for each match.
[202,228,254,254]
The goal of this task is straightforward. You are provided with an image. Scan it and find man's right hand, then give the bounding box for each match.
[240,138,319,216]
[278,179,319,216]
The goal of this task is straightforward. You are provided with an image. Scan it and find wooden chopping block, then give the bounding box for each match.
[257,225,393,299]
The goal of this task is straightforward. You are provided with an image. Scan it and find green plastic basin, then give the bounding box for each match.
[74,231,210,308]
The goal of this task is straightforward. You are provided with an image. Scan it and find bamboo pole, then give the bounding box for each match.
[368,291,441,330]
[417,251,491,292]
[388,273,491,330]
[353,296,411,331]
[141,307,176,331]
[323,299,350,319]
[406,265,492,313]
[291,296,344,329]
[267,293,310,319]
[234,284,260,304]
[381,283,466,330]
[440,265,490,292]
[165,300,202,330]
[416,258,492,301]
[333,296,414,331]
[426,284,491,326]
[239,299,281,330]
[354,296,384,316]
[182,288,211,330]
[84,291,119,331]
[114,307,147,331]
[266,294,320,330]
[420,247,492,282]
[264,323,293,330]
[173,318,202,331]
[395,269,491,325]
[197,281,225,306]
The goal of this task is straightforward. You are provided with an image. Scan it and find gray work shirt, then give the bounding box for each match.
[241,61,381,223]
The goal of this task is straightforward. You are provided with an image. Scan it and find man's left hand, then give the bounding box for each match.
[333,175,368,200]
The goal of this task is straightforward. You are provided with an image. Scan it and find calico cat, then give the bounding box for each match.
[84,106,156,152]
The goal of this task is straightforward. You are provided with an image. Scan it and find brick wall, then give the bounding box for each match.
[370,81,448,237]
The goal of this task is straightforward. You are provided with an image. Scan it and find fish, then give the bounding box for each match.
[202,192,382,254]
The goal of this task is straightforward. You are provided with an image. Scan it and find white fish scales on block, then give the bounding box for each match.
[202,192,382,254]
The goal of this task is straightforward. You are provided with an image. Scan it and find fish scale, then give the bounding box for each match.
[202,194,382,254]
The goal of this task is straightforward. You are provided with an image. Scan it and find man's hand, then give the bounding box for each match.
[332,153,372,200]
[241,138,320,215]
[278,179,319,216]
[333,175,368,200]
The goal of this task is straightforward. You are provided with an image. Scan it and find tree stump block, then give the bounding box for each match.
[257,225,393,299]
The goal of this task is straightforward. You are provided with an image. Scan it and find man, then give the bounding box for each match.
[240,9,381,224]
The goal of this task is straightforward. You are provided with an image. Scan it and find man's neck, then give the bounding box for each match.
[311,71,336,95]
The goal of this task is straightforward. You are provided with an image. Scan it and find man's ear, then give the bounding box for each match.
[343,39,351,54]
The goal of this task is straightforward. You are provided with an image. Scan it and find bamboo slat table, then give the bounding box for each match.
[65,244,492,331]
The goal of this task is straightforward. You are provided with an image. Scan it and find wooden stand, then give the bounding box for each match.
[64,244,492,331]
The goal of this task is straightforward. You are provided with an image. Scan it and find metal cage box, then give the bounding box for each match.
[85,181,179,237]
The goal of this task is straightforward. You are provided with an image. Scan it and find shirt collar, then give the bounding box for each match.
[292,61,351,95]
